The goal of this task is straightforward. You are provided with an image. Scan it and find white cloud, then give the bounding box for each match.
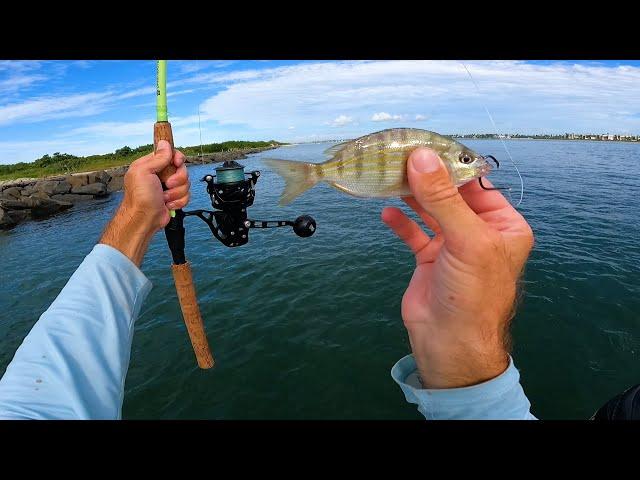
[371,112,426,122]
[196,60,640,137]
[371,112,404,122]
[0,92,112,126]
[64,119,152,138]
[115,86,155,100]
[177,61,236,74]
[0,61,42,73]
[0,79,186,127]
[0,74,48,95]
[328,115,354,127]
[187,69,266,85]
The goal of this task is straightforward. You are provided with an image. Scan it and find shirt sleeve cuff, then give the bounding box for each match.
[391,354,536,420]
[91,243,151,290]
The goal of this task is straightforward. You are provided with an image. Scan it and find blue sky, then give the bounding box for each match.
[1,60,639,164]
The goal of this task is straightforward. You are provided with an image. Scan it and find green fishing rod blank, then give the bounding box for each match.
[156,60,168,122]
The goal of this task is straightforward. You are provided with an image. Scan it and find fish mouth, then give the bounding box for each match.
[479,154,499,176]
[478,161,492,177]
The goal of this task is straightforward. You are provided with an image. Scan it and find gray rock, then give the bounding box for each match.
[53,181,72,194]
[35,180,72,195]
[0,198,33,210]
[0,179,36,190]
[66,174,89,188]
[0,197,72,219]
[71,182,108,196]
[31,191,51,199]
[107,175,124,192]
[21,185,36,196]
[1,187,22,199]
[33,180,57,195]
[29,198,73,219]
[107,166,129,177]
[7,209,28,223]
[51,193,96,203]
[0,207,17,230]
[87,170,111,184]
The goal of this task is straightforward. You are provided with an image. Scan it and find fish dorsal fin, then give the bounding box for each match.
[323,141,350,157]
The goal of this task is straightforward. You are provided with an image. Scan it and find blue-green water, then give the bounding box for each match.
[1,139,639,419]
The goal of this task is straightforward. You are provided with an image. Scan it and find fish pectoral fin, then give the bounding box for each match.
[263,158,319,206]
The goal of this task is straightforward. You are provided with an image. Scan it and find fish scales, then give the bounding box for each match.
[263,128,493,205]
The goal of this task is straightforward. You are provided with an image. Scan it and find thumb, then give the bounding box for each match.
[146,139,174,173]
[407,148,482,242]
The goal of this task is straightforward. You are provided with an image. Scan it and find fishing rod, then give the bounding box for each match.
[154,61,317,369]
[155,60,214,369]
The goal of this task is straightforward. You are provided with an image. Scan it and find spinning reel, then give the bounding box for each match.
[165,160,316,262]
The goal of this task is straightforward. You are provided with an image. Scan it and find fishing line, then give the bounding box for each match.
[460,62,525,207]
[198,104,204,165]
[198,60,205,165]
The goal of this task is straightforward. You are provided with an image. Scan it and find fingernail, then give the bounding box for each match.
[410,149,440,173]
[157,140,169,151]
[163,193,171,202]
[167,202,176,210]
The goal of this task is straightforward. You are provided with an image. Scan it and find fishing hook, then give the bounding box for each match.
[479,155,508,191]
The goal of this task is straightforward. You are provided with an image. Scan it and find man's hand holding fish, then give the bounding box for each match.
[384,148,535,419]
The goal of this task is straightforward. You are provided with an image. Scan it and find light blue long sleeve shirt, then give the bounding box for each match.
[0,244,535,419]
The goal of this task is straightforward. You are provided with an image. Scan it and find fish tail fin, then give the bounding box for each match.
[263,158,319,206]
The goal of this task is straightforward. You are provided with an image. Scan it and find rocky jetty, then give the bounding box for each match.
[0,169,123,230]
[0,146,275,230]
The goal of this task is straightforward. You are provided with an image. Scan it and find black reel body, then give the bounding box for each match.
[182,160,316,247]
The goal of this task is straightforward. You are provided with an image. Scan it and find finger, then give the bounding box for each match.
[460,178,534,273]
[163,183,190,203]
[402,196,442,235]
[145,139,174,173]
[173,150,186,168]
[458,176,513,214]
[459,177,532,239]
[167,192,190,211]
[381,207,431,257]
[407,148,483,242]
[165,163,188,189]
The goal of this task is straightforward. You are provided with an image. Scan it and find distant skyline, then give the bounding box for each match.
[1,60,640,164]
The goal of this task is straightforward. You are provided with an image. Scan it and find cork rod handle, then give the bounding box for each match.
[154,120,215,369]
[154,121,177,183]
[171,263,214,369]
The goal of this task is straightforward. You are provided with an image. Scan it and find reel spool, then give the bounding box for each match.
[181,160,316,247]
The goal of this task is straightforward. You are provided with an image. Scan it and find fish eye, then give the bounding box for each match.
[459,154,473,164]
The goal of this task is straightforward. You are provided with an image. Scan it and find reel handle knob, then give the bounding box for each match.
[293,215,316,237]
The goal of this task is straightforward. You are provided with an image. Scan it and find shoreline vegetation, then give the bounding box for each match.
[0,140,283,230]
[0,140,284,182]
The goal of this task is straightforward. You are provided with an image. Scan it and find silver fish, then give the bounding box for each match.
[264,128,492,205]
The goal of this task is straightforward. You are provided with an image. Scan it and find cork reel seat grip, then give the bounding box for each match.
[154,121,215,370]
